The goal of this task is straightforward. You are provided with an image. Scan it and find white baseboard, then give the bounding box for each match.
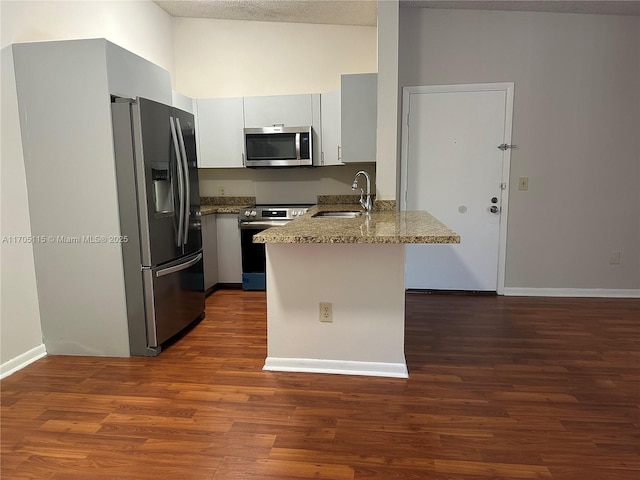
[503,288,640,298]
[0,344,47,379]
[263,357,409,378]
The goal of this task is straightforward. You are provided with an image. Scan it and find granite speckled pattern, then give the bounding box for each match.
[373,199,396,212]
[253,205,460,245]
[316,195,396,212]
[200,196,255,215]
[317,195,363,205]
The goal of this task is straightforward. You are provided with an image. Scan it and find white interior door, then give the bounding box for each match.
[401,84,513,292]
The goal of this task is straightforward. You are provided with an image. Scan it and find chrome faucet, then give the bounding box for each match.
[351,170,373,213]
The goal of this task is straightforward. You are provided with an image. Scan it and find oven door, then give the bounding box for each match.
[240,221,284,291]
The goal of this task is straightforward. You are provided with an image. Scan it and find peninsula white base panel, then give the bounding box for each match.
[264,243,407,378]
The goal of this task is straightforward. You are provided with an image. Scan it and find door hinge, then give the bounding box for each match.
[498,143,518,151]
[500,182,507,190]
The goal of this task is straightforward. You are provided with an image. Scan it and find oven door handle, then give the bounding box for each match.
[239,221,287,229]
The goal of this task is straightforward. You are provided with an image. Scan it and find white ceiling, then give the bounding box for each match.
[154,0,640,26]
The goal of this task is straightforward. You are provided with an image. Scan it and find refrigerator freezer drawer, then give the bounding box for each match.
[144,253,205,347]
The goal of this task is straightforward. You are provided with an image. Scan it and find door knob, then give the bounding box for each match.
[491,197,498,204]
[490,205,499,214]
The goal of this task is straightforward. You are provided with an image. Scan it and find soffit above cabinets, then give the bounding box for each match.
[155,0,640,26]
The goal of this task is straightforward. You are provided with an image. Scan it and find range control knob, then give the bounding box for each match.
[250,210,257,217]
[292,211,298,217]
[244,210,251,217]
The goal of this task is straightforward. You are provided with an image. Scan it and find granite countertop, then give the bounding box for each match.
[200,196,255,215]
[253,204,460,245]
[200,204,250,215]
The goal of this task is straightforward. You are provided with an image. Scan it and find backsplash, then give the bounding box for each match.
[198,163,376,205]
[200,196,255,206]
[317,195,396,211]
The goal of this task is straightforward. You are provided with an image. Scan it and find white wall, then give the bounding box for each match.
[0,0,174,76]
[173,17,378,202]
[0,0,173,369]
[399,8,640,291]
[172,18,377,98]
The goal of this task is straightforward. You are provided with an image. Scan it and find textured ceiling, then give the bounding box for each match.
[154,0,640,26]
[154,0,378,26]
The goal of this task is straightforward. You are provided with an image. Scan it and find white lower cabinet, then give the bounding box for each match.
[216,214,242,284]
[201,214,218,290]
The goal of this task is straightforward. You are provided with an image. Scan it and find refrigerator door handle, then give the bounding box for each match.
[169,116,185,247]
[156,252,203,278]
[175,117,190,246]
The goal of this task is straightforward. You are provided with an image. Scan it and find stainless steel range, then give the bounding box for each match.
[239,205,311,290]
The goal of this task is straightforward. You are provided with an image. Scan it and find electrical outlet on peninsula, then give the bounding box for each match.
[319,302,333,322]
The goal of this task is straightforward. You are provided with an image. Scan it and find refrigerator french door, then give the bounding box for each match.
[112,97,204,356]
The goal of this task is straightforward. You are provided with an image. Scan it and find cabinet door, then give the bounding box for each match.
[201,214,218,290]
[243,94,313,128]
[320,90,343,166]
[216,214,242,284]
[341,73,377,163]
[196,97,245,168]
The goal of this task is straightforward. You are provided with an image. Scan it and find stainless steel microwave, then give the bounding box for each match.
[244,126,314,167]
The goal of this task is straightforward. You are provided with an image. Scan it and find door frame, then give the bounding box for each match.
[400,83,514,294]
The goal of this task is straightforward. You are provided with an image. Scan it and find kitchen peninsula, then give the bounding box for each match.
[254,205,460,378]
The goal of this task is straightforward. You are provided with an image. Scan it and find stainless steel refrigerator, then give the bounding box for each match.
[111,97,204,356]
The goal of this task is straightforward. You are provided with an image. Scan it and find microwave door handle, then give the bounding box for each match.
[295,132,301,160]
[169,116,185,247]
[175,117,190,246]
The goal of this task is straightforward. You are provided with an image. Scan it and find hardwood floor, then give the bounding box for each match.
[2,290,639,479]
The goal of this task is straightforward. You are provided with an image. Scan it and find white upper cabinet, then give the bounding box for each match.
[106,42,172,105]
[172,91,195,114]
[243,94,315,128]
[195,97,245,168]
[320,90,343,166]
[340,73,377,163]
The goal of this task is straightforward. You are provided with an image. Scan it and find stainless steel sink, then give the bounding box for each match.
[312,211,362,218]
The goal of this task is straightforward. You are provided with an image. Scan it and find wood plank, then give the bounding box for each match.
[1,291,638,479]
